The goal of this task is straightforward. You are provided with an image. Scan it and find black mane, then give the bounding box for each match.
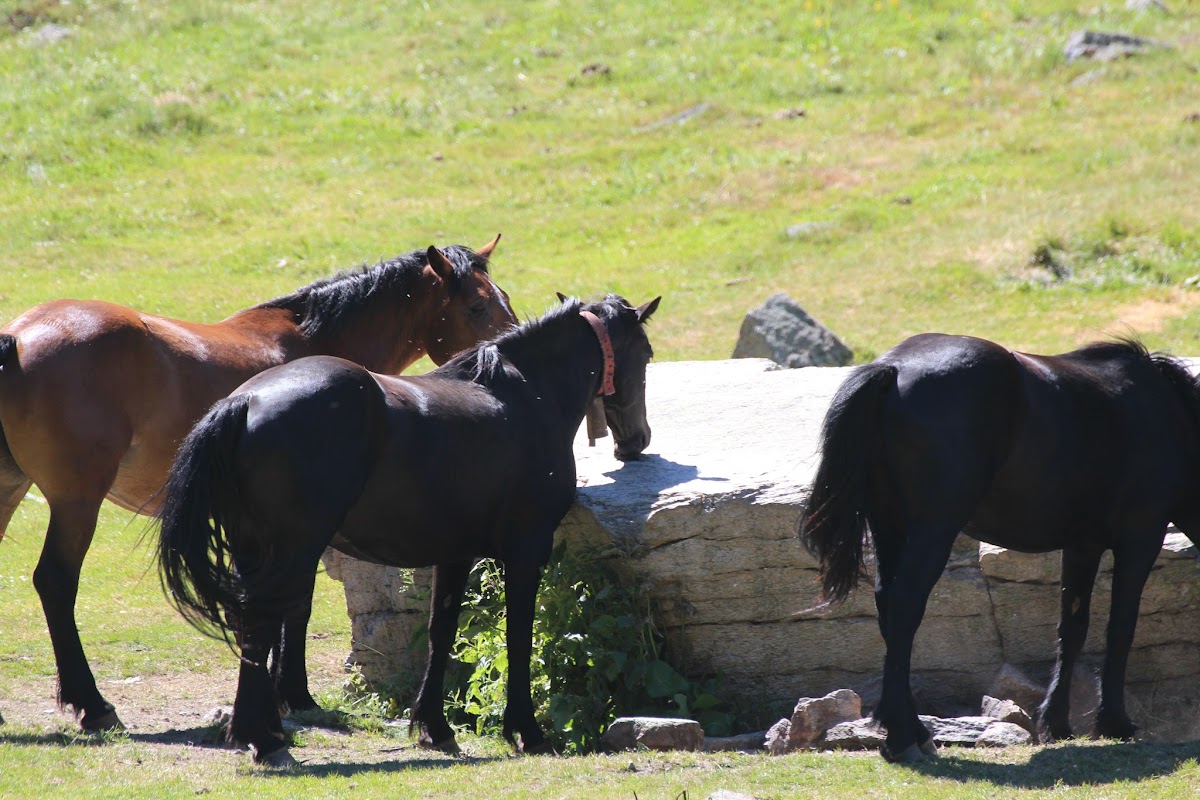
[441,295,630,386]
[258,245,489,338]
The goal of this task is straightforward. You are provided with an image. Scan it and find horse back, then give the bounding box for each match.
[333,372,574,566]
[875,334,1198,549]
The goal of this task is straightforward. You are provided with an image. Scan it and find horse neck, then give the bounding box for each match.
[298,275,442,374]
[503,318,603,434]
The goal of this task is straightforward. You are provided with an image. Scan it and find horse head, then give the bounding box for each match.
[582,294,660,461]
[423,235,516,364]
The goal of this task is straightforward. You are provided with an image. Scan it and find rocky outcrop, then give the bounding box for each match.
[327,359,1200,740]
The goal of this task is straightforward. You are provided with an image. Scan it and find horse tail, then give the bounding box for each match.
[798,361,897,604]
[157,393,252,643]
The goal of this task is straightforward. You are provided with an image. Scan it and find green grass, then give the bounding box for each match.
[3,0,1200,795]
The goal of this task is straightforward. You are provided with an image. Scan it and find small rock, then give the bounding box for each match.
[732,293,853,368]
[773,108,806,120]
[1064,30,1166,62]
[784,221,833,239]
[1126,0,1170,12]
[981,695,1035,734]
[988,664,1046,714]
[707,792,765,800]
[581,62,611,76]
[601,717,704,752]
[1184,112,1199,124]
[976,721,1033,748]
[30,23,72,46]
[821,718,886,750]
[787,689,862,750]
[764,718,791,756]
[703,730,769,752]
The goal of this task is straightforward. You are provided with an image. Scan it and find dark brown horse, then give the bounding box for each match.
[158,295,659,764]
[0,237,516,731]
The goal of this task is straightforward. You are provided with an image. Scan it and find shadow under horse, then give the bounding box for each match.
[799,333,1200,762]
[157,294,661,764]
[0,237,516,732]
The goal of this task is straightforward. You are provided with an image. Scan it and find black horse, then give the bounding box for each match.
[157,294,659,764]
[799,333,1200,762]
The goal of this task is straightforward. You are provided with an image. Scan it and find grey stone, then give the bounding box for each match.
[601,717,704,752]
[732,294,852,368]
[988,664,1045,716]
[764,718,791,756]
[786,689,862,750]
[821,718,886,750]
[30,24,72,45]
[1064,30,1167,62]
[785,222,834,239]
[976,721,1033,748]
[981,695,1035,734]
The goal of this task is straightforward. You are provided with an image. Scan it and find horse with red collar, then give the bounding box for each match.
[157,294,660,764]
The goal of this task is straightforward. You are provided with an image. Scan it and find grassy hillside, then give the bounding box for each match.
[2,1,1200,795]
[2,0,1198,362]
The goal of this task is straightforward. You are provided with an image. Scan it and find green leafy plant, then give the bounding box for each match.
[442,544,735,754]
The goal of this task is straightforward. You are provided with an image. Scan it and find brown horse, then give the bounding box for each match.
[0,237,516,732]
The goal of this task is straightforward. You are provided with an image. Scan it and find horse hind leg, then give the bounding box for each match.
[1037,544,1103,743]
[1093,530,1165,741]
[269,570,320,714]
[874,524,958,763]
[31,496,123,731]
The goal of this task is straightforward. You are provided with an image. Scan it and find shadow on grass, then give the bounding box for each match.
[909,740,1200,788]
[265,752,507,779]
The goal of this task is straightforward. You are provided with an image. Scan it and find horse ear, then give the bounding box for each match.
[556,292,569,303]
[426,246,455,281]
[635,296,661,323]
[476,233,501,259]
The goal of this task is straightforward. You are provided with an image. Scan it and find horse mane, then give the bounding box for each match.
[258,245,489,338]
[1079,336,1200,439]
[441,295,631,386]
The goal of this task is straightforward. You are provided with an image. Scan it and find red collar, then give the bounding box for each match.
[579,310,616,396]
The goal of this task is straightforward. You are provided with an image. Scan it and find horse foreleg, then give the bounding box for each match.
[32,499,121,732]
[1094,532,1163,741]
[502,560,550,754]
[875,529,955,762]
[412,560,470,753]
[1037,545,1103,743]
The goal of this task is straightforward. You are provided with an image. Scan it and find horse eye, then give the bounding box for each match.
[470,300,488,316]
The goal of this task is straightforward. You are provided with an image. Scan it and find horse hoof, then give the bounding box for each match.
[418,735,461,755]
[82,709,125,732]
[881,742,928,764]
[520,739,557,756]
[255,746,299,769]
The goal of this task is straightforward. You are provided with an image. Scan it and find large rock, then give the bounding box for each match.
[327,359,1200,740]
[731,294,852,368]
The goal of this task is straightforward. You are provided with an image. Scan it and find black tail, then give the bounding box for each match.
[157,394,252,643]
[798,361,897,604]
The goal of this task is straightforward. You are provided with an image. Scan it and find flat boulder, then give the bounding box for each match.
[601,717,704,752]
